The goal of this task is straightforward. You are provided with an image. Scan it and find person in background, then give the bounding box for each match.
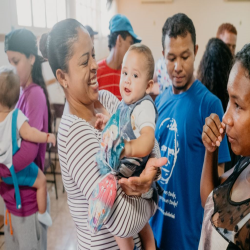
[0,66,54,227]
[150,13,231,250]
[197,38,240,174]
[97,14,141,100]
[216,23,237,56]
[0,28,51,250]
[152,56,172,96]
[85,25,98,44]
[199,43,250,250]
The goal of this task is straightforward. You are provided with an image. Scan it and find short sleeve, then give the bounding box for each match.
[132,100,156,131]
[17,110,28,131]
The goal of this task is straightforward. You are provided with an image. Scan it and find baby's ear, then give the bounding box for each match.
[145,79,154,94]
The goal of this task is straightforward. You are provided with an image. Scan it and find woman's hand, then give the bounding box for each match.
[95,113,109,130]
[118,157,167,196]
[202,113,226,152]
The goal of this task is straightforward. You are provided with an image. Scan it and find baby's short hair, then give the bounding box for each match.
[0,66,20,109]
[127,44,155,81]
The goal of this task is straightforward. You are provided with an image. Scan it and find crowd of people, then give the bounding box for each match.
[0,9,249,250]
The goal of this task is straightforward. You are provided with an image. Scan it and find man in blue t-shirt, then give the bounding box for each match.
[150,13,231,250]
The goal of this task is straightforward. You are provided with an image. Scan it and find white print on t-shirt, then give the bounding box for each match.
[157,117,180,219]
[159,118,179,185]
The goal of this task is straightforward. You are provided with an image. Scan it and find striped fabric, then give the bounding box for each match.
[97,59,122,100]
[57,90,156,250]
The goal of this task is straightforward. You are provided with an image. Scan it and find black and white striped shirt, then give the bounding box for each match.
[57,90,157,250]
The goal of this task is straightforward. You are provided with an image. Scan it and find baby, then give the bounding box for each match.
[0,66,55,227]
[95,44,158,250]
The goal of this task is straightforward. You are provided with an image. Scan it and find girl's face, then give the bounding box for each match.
[6,50,34,88]
[61,27,98,106]
[223,62,250,156]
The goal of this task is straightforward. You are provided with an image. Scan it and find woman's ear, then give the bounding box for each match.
[145,79,154,94]
[56,69,68,89]
[29,55,36,66]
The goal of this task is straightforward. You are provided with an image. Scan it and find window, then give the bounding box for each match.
[16,0,66,28]
[76,0,115,37]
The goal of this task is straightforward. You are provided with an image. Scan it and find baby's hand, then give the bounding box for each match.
[95,113,109,130]
[47,133,56,147]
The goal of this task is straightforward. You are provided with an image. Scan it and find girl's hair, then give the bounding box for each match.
[197,38,233,111]
[23,52,52,132]
[234,43,250,79]
[39,18,84,78]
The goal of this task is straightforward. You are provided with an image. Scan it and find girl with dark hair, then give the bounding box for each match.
[39,18,166,250]
[197,38,233,112]
[198,38,240,173]
[0,29,52,250]
[200,43,250,250]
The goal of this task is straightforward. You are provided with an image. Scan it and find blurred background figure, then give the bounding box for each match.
[97,14,141,100]
[197,37,240,173]
[85,25,98,44]
[216,23,237,55]
[152,56,171,96]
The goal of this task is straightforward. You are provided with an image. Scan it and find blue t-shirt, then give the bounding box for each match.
[150,80,230,250]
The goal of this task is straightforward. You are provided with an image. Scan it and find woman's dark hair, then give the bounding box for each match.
[197,38,233,112]
[234,43,250,79]
[39,18,84,79]
[108,31,131,51]
[162,13,196,51]
[23,52,52,133]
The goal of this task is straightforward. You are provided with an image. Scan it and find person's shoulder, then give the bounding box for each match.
[155,86,172,107]
[194,80,220,103]
[20,84,46,109]
[62,114,92,134]
[99,90,120,111]
[99,89,114,99]
[97,59,107,69]
[26,83,46,101]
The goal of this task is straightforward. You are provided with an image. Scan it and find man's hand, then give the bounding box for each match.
[202,113,226,152]
[118,157,167,196]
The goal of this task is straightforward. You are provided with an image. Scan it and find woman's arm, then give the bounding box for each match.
[66,120,158,237]
[200,113,226,207]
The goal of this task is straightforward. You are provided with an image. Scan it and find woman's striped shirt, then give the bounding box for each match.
[57,90,157,250]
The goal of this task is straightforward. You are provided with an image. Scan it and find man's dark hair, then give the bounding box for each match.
[108,31,131,51]
[235,43,250,79]
[197,38,233,112]
[162,13,196,51]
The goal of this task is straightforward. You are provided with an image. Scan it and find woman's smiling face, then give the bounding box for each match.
[62,27,99,105]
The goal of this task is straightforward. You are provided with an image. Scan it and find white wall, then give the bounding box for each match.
[0,0,117,103]
[117,0,250,70]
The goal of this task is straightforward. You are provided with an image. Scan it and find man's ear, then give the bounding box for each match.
[56,69,68,89]
[194,44,199,57]
[146,79,154,94]
[162,50,165,57]
[117,34,123,47]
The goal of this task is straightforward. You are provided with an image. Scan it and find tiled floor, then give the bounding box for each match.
[0,163,78,250]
